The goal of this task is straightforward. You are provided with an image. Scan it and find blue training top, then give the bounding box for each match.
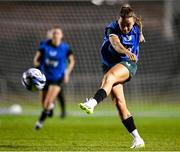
[39,40,71,81]
[101,20,140,67]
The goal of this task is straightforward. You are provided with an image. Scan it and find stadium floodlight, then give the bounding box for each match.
[91,0,104,5]
[91,0,129,6]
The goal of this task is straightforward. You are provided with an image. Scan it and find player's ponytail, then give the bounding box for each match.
[134,15,143,34]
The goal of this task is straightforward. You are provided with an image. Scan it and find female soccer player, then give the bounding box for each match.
[33,27,75,129]
[46,29,67,119]
[79,6,145,148]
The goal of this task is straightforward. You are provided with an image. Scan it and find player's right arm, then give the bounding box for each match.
[108,30,136,62]
[33,41,45,68]
[33,51,42,68]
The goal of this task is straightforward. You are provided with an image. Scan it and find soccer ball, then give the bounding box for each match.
[21,68,46,91]
[9,104,22,114]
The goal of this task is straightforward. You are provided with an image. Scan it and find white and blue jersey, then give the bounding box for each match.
[101,20,140,67]
[39,40,71,81]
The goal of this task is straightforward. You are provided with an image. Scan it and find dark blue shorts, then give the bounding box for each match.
[43,77,64,91]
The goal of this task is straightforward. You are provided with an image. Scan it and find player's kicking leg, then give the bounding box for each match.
[79,64,127,114]
[79,98,97,114]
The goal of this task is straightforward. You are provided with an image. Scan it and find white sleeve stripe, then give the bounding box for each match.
[109,33,118,37]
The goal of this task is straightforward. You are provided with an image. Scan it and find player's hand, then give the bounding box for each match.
[125,51,137,62]
[140,34,146,43]
[33,62,40,69]
[64,71,70,84]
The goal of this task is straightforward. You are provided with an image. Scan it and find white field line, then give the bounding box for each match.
[0,108,180,118]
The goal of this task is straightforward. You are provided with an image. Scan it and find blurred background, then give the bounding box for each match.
[0,0,180,109]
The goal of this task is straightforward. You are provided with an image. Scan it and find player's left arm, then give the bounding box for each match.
[64,49,75,83]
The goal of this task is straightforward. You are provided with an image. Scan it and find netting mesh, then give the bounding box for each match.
[0,1,180,103]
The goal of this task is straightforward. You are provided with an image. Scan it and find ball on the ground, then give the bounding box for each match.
[9,104,22,114]
[21,68,46,91]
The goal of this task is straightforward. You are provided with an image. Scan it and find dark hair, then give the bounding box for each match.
[120,6,135,18]
[120,4,143,32]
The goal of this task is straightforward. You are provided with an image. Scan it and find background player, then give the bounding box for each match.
[46,29,68,118]
[33,27,75,129]
[79,6,145,148]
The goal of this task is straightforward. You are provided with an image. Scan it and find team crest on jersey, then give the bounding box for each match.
[126,62,131,67]
[49,50,57,56]
[123,35,133,42]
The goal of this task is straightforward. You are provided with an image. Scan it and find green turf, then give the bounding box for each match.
[0,111,180,151]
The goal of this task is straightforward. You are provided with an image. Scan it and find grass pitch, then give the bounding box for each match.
[0,102,180,151]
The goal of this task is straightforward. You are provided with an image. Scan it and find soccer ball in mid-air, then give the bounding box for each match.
[21,68,46,91]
